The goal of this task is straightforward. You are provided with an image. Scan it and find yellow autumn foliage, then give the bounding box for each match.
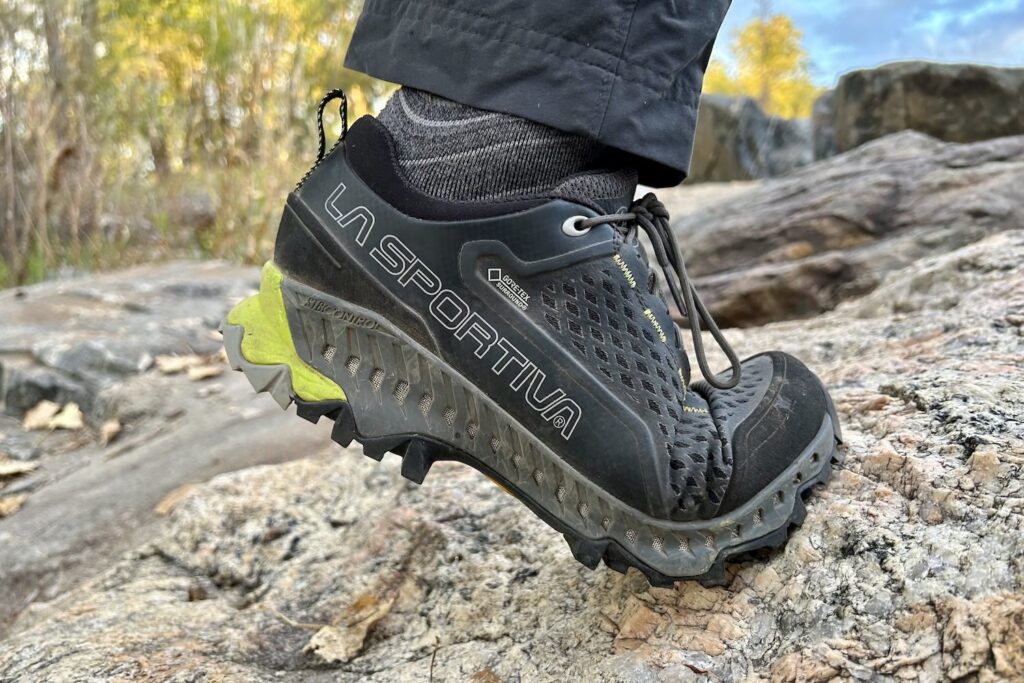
[704,13,823,119]
[0,0,395,286]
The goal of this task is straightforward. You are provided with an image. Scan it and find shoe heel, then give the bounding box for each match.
[221,262,346,405]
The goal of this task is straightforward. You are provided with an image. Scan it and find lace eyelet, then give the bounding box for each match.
[562,215,591,237]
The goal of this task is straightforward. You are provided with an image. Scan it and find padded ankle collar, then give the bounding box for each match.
[343,116,546,222]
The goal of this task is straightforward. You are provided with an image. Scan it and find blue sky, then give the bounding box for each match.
[717,0,1024,85]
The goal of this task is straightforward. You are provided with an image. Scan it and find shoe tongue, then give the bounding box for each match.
[590,193,634,215]
[548,169,637,215]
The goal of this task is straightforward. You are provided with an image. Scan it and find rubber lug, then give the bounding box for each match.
[790,500,808,526]
[296,399,345,424]
[602,546,630,575]
[400,439,436,485]
[563,534,605,570]
[363,436,407,461]
[697,562,729,587]
[640,567,676,588]
[331,405,357,449]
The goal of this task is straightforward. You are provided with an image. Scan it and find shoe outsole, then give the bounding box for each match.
[221,317,843,587]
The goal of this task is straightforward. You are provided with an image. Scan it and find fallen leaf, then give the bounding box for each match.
[156,354,225,379]
[0,460,39,478]
[49,403,85,430]
[305,592,396,664]
[100,419,122,445]
[187,364,223,381]
[469,672,503,683]
[155,483,195,516]
[0,494,28,518]
[155,354,200,375]
[23,400,60,431]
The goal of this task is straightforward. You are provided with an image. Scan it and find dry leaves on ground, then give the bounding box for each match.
[305,592,397,664]
[100,420,122,445]
[154,483,196,516]
[49,404,85,430]
[0,494,28,518]
[22,401,84,431]
[187,364,223,381]
[22,401,60,431]
[155,354,224,381]
[0,459,38,478]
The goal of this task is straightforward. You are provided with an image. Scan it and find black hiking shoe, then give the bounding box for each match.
[222,92,842,585]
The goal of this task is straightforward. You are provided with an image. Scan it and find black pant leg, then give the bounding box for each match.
[344,0,731,187]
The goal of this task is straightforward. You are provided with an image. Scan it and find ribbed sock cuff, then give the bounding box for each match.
[378,88,636,204]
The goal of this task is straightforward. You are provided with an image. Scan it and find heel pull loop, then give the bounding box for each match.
[316,89,348,162]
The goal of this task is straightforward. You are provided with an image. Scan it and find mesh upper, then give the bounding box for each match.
[523,243,731,521]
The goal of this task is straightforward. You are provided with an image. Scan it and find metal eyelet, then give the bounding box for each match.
[562,215,591,237]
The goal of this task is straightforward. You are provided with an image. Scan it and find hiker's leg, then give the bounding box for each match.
[345,0,731,188]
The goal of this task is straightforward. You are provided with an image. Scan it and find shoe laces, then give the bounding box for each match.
[577,193,742,390]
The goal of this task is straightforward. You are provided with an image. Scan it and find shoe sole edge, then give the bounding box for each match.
[220,263,843,586]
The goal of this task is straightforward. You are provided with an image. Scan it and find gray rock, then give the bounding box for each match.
[31,339,153,388]
[99,214,158,247]
[2,228,1023,681]
[661,130,1024,326]
[688,95,813,183]
[1,365,93,417]
[0,261,351,641]
[179,190,219,231]
[811,89,836,160]
[832,61,1024,153]
[0,261,257,419]
[0,415,40,461]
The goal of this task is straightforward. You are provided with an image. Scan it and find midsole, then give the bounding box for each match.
[270,266,839,576]
[227,263,345,403]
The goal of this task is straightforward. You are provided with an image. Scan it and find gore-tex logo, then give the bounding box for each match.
[487,268,530,311]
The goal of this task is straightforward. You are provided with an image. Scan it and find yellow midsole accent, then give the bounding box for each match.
[227,262,346,403]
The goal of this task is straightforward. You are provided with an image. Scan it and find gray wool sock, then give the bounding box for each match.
[378,88,636,204]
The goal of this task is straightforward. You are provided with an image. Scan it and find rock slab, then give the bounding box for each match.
[1,228,1022,680]
[830,61,1024,153]
[0,262,335,632]
[663,130,1024,327]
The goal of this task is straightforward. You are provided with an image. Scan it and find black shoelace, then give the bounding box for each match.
[576,193,742,390]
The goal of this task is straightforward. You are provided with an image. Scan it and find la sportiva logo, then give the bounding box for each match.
[325,182,581,439]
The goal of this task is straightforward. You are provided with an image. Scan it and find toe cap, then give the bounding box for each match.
[715,351,831,515]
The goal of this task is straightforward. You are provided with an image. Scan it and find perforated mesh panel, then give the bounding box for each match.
[525,250,726,520]
[702,358,772,424]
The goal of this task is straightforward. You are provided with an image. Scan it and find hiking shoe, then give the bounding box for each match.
[222,92,842,585]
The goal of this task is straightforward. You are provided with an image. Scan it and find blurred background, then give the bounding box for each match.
[3,0,1022,289]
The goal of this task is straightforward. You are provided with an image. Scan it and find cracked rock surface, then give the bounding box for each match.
[664,131,1024,327]
[1,183,1023,681]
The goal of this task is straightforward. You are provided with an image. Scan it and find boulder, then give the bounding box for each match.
[2,229,1023,681]
[688,95,813,183]
[1,366,93,416]
[811,89,836,160]
[831,61,1024,153]
[662,130,1024,327]
[178,190,219,232]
